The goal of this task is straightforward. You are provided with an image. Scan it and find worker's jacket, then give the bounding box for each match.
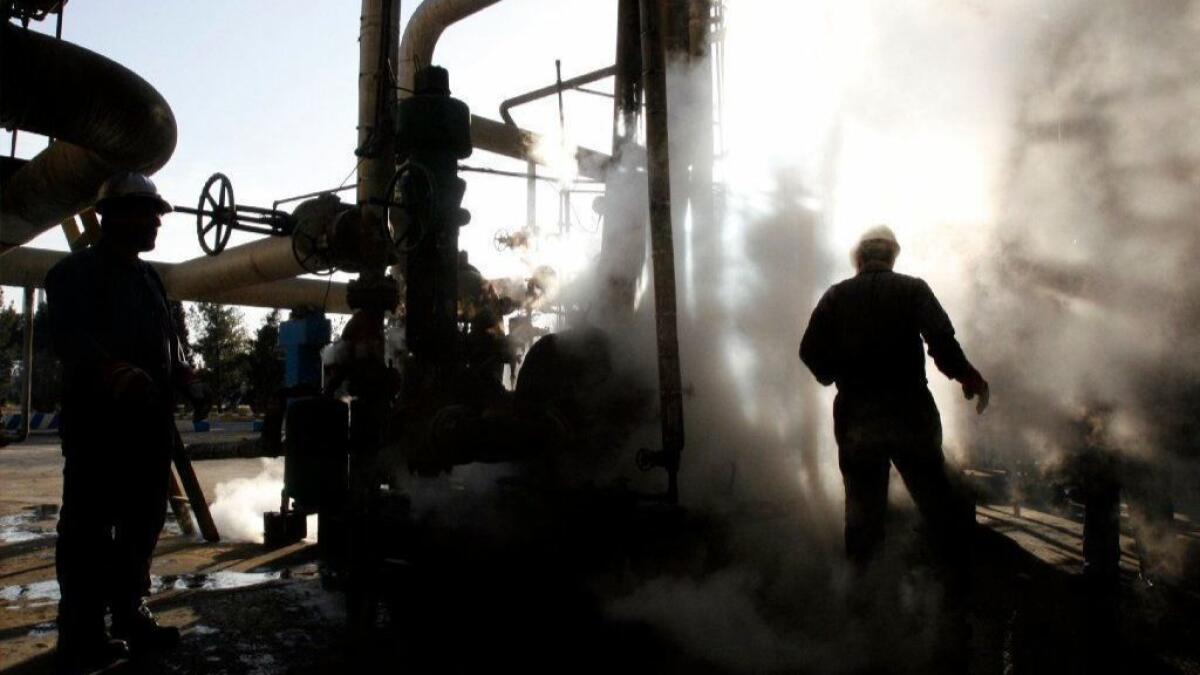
[800,263,973,393]
[45,243,186,454]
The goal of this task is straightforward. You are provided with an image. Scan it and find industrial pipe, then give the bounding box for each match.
[0,23,177,253]
[358,0,400,216]
[161,237,304,299]
[13,287,35,444]
[640,0,685,503]
[470,115,617,181]
[397,0,503,95]
[0,246,351,313]
[498,65,617,127]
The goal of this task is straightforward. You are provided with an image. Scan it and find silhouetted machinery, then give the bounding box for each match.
[254,69,682,629]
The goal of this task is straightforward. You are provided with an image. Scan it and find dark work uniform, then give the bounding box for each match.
[800,262,976,567]
[45,243,183,641]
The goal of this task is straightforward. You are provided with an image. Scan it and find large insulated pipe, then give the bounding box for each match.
[397,0,502,95]
[358,0,400,218]
[161,237,303,299]
[640,0,685,503]
[0,23,177,253]
[0,246,352,313]
[469,115,615,181]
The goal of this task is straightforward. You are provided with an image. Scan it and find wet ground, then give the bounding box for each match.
[3,437,1200,674]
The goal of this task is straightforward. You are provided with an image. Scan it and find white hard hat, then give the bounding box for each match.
[851,224,901,268]
[95,172,173,215]
[857,224,899,249]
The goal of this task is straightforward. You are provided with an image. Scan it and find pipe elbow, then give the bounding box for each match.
[0,23,177,248]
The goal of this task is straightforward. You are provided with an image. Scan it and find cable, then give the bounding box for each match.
[337,157,365,190]
[321,274,334,313]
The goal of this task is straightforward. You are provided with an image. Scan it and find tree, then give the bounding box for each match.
[29,301,63,411]
[169,300,195,368]
[244,310,285,415]
[187,302,249,411]
[0,289,21,404]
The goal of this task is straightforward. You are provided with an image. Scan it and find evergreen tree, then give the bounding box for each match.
[245,310,285,415]
[30,302,63,411]
[188,302,249,411]
[0,289,21,404]
[170,300,194,367]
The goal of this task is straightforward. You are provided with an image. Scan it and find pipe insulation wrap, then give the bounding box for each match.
[0,22,177,250]
[162,236,305,299]
[0,246,351,313]
[398,0,503,93]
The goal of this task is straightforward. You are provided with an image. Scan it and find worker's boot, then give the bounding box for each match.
[111,601,180,652]
[54,633,130,675]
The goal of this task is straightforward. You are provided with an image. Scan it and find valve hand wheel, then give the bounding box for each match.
[196,173,236,255]
[291,225,334,275]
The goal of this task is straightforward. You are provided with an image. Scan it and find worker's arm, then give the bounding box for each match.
[144,264,211,416]
[914,279,989,412]
[800,287,838,386]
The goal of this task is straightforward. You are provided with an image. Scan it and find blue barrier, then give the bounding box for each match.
[2,412,60,432]
[193,420,211,433]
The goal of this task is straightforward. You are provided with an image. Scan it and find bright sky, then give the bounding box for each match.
[4,0,622,318]
[5,0,1078,455]
[5,0,1055,336]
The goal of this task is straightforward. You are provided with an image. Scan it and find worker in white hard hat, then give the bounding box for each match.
[800,225,989,568]
[45,172,205,672]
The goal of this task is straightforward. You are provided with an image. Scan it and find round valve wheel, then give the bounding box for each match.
[291,223,335,275]
[196,173,236,255]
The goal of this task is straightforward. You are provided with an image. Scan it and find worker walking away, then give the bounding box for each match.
[800,226,989,572]
[46,173,208,673]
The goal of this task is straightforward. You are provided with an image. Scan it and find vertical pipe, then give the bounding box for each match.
[526,160,537,230]
[598,0,645,314]
[348,0,409,638]
[18,286,34,443]
[684,0,714,315]
[640,0,685,503]
[357,0,399,226]
[612,0,643,153]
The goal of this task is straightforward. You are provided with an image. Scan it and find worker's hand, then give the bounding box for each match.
[188,382,212,422]
[962,369,990,414]
[106,362,157,404]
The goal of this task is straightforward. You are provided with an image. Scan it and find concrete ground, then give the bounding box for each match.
[2,433,1200,674]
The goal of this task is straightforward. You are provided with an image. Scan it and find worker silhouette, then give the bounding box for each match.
[46,173,207,673]
[800,226,989,570]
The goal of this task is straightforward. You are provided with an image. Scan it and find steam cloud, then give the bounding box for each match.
[584,0,1200,669]
[209,458,317,544]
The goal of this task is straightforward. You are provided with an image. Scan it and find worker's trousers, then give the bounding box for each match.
[833,387,974,570]
[56,415,173,641]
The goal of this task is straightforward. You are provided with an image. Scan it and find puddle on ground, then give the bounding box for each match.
[27,621,57,638]
[0,505,59,544]
[2,571,283,609]
[1,505,194,543]
[150,570,283,593]
[0,580,60,607]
